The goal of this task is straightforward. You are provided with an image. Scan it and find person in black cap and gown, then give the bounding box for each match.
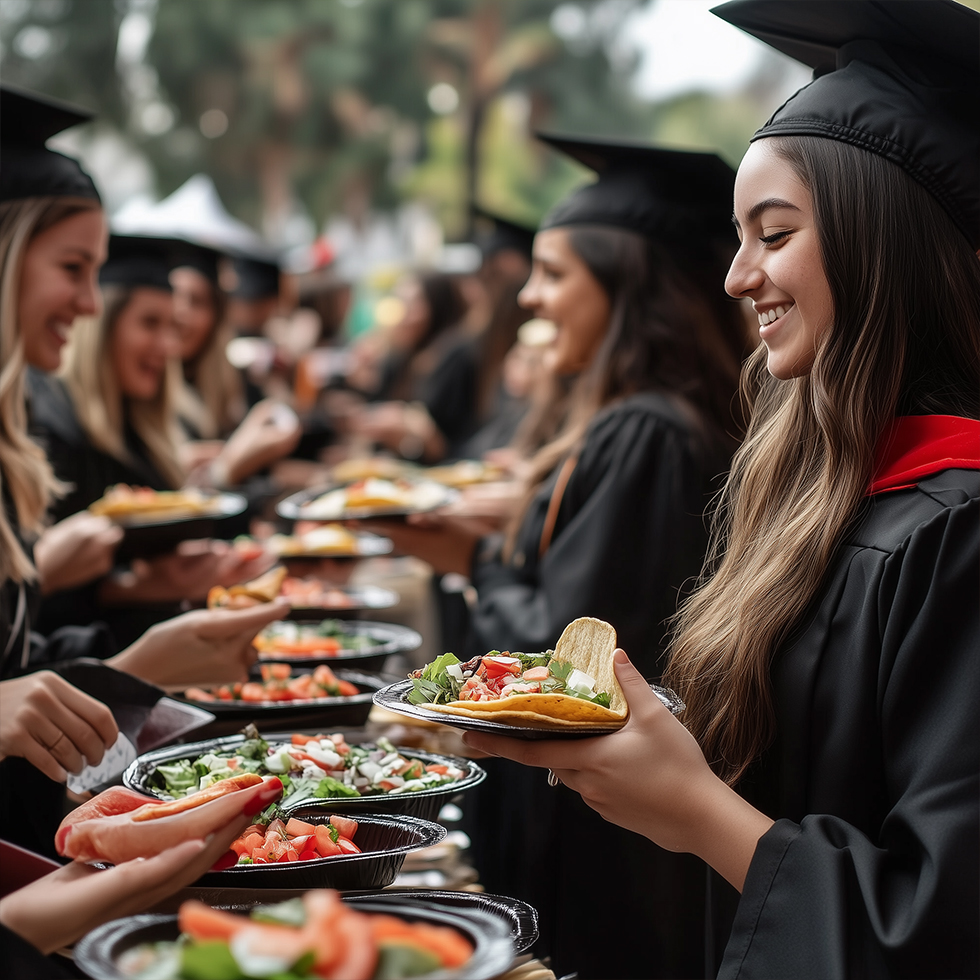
[367,134,750,979]
[465,2,980,978]
[0,84,287,854]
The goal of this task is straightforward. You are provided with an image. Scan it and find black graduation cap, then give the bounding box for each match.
[99,235,178,291]
[537,133,737,243]
[172,240,221,285]
[229,254,281,300]
[472,206,537,261]
[712,0,980,247]
[0,84,100,203]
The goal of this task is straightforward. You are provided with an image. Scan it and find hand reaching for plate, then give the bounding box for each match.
[34,512,124,595]
[462,649,774,892]
[109,600,291,689]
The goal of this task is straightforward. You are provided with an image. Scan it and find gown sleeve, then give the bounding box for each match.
[418,340,478,454]
[470,400,714,674]
[721,488,980,980]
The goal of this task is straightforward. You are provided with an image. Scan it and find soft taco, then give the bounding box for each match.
[408,617,627,730]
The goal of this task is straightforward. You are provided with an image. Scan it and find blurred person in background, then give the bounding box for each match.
[460,208,537,460]
[28,235,270,647]
[0,85,286,858]
[364,136,751,979]
[344,270,477,462]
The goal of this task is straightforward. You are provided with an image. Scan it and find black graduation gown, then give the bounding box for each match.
[466,392,730,980]
[374,335,480,459]
[714,469,979,979]
[26,370,178,646]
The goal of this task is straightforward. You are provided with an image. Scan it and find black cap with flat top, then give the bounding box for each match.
[472,206,537,261]
[537,133,736,243]
[99,235,180,291]
[712,0,980,247]
[0,84,100,203]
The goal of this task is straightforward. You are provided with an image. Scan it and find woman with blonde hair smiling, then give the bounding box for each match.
[0,85,285,864]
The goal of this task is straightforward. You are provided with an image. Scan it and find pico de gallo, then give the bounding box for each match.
[117,889,474,979]
[146,728,469,806]
[185,664,360,704]
[229,813,360,866]
[408,650,613,707]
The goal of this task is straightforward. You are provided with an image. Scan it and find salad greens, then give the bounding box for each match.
[146,731,467,806]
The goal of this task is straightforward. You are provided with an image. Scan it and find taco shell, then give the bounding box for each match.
[207,565,286,609]
[427,617,626,729]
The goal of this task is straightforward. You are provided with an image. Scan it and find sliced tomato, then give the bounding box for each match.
[291,732,322,746]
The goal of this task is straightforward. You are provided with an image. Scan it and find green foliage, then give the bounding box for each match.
[0,0,741,236]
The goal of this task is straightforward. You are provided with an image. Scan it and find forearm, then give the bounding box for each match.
[682,775,774,892]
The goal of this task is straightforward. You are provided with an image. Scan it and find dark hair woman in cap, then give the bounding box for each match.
[368,134,750,978]
[466,3,980,977]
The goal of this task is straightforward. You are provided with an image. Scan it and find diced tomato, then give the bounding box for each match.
[312,664,339,687]
[335,679,360,697]
[291,732,323,745]
[337,837,360,854]
[328,814,358,839]
[184,687,215,702]
[285,817,317,837]
[229,837,252,858]
[522,665,551,682]
[298,846,320,861]
[482,655,522,681]
[260,663,292,681]
[425,764,450,775]
[240,682,267,702]
[314,824,342,856]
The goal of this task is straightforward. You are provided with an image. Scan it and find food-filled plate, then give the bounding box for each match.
[375,617,685,739]
[90,486,247,561]
[277,479,458,521]
[279,584,399,619]
[421,460,506,487]
[253,619,420,668]
[73,888,515,980]
[195,809,446,889]
[124,728,486,819]
[361,890,538,956]
[178,668,385,728]
[252,525,394,559]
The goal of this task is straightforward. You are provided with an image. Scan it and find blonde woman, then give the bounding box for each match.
[0,87,286,861]
[28,236,269,645]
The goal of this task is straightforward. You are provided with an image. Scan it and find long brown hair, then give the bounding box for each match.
[60,285,185,489]
[665,137,980,786]
[506,223,746,554]
[0,196,100,583]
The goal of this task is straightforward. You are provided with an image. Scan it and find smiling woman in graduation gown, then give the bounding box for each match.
[468,5,979,978]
